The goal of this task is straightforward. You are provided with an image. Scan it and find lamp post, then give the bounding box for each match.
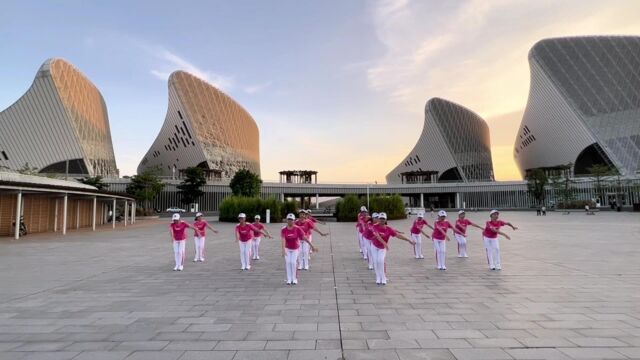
[366,183,370,210]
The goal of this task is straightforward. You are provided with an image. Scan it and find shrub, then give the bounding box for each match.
[336,194,406,222]
[557,200,597,209]
[219,196,286,222]
[336,194,364,222]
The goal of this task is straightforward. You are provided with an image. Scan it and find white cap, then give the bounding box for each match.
[378,212,387,219]
[372,212,379,218]
[172,213,180,220]
[438,210,447,217]
[489,209,499,215]
[238,213,246,218]
[286,213,295,220]
[360,206,368,212]
[417,211,424,218]
[254,214,261,219]
[195,212,203,217]
[458,210,465,215]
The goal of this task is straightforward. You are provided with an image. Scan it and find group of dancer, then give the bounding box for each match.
[356,206,518,284]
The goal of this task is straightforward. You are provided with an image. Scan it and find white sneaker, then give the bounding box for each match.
[304,266,309,270]
[173,266,178,271]
[495,266,502,270]
[246,265,251,270]
[178,266,184,271]
[256,256,260,260]
[463,255,469,258]
[297,267,302,270]
[368,266,373,270]
[457,255,463,258]
[193,258,198,262]
[419,255,424,259]
[292,279,298,285]
[442,267,447,270]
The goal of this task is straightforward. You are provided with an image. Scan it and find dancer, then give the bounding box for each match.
[431,210,460,270]
[362,212,380,270]
[454,210,483,258]
[193,212,218,262]
[235,213,268,270]
[409,212,431,259]
[483,210,517,270]
[281,213,317,285]
[169,213,194,271]
[251,215,271,260]
[356,206,368,256]
[371,212,416,285]
[295,210,327,270]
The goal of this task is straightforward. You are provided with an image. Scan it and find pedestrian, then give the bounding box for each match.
[295,210,327,270]
[251,215,272,260]
[356,206,368,257]
[193,212,218,262]
[371,212,416,285]
[454,210,483,258]
[281,213,317,285]
[169,213,194,271]
[431,210,459,270]
[235,213,269,270]
[409,211,432,259]
[541,206,546,216]
[483,209,518,270]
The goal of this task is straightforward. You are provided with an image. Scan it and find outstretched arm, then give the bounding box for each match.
[373,232,389,250]
[419,229,431,239]
[300,236,318,252]
[505,222,518,230]
[207,224,219,234]
[470,222,484,230]
[312,227,327,237]
[396,233,416,245]
[498,230,511,240]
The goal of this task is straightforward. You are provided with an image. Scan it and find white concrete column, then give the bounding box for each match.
[54,199,58,232]
[76,200,80,229]
[124,201,128,227]
[112,199,116,229]
[133,202,136,224]
[315,194,319,209]
[92,197,97,231]
[455,192,461,209]
[14,191,22,240]
[62,193,68,235]
[420,193,424,208]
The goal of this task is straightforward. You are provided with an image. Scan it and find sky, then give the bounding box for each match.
[1,0,640,183]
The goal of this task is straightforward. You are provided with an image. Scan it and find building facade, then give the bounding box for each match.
[514,36,640,178]
[386,97,494,184]
[0,58,119,178]
[138,71,260,179]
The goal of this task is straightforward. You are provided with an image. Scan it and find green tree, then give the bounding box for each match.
[79,175,109,190]
[177,167,206,205]
[526,168,548,206]
[588,164,616,203]
[335,194,364,222]
[17,162,39,176]
[126,168,165,210]
[229,169,262,197]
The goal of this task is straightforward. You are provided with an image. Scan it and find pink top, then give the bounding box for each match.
[432,220,453,241]
[236,223,258,242]
[252,222,265,237]
[295,219,315,236]
[356,214,367,233]
[483,220,506,239]
[455,219,473,236]
[363,222,375,241]
[371,223,398,249]
[193,220,209,236]
[281,225,305,250]
[410,219,428,235]
[170,221,189,241]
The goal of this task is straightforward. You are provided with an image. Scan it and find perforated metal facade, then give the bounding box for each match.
[138,71,260,177]
[0,59,119,177]
[514,36,640,177]
[386,97,494,184]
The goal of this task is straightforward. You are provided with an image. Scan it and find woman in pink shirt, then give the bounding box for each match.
[431,210,463,270]
[192,212,218,263]
[235,213,269,270]
[295,210,327,271]
[454,210,483,258]
[356,207,369,258]
[251,215,272,261]
[483,210,517,270]
[169,213,195,271]
[371,212,415,285]
[409,212,433,259]
[362,213,380,270]
[281,213,317,285]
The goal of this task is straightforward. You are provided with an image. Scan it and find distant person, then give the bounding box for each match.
[356,207,368,257]
[409,211,432,259]
[192,212,218,262]
[108,209,113,222]
[430,205,435,218]
[536,207,541,216]
[281,213,316,285]
[482,210,518,270]
[454,210,483,258]
[362,213,380,270]
[541,206,546,216]
[371,212,415,285]
[431,210,460,270]
[251,215,271,261]
[169,214,194,271]
[235,213,269,270]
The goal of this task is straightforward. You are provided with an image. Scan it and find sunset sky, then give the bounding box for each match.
[2,0,640,182]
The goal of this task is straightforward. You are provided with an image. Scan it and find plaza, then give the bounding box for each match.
[0,211,639,360]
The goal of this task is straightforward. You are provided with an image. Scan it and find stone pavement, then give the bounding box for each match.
[0,211,639,360]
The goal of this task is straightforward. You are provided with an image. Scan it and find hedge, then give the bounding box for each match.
[335,194,406,222]
[219,196,297,222]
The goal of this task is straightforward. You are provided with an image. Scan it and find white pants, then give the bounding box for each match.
[411,233,423,258]
[455,234,468,257]
[433,240,446,269]
[370,246,387,284]
[358,232,366,257]
[299,241,311,269]
[252,237,261,259]
[239,241,251,269]
[173,240,186,268]
[193,236,205,260]
[484,237,501,269]
[365,240,374,269]
[285,248,299,283]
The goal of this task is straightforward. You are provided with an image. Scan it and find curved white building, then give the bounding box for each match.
[514,36,640,177]
[387,97,494,184]
[138,71,260,179]
[0,58,119,177]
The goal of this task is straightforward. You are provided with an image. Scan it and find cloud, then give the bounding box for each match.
[148,47,234,90]
[243,81,272,94]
